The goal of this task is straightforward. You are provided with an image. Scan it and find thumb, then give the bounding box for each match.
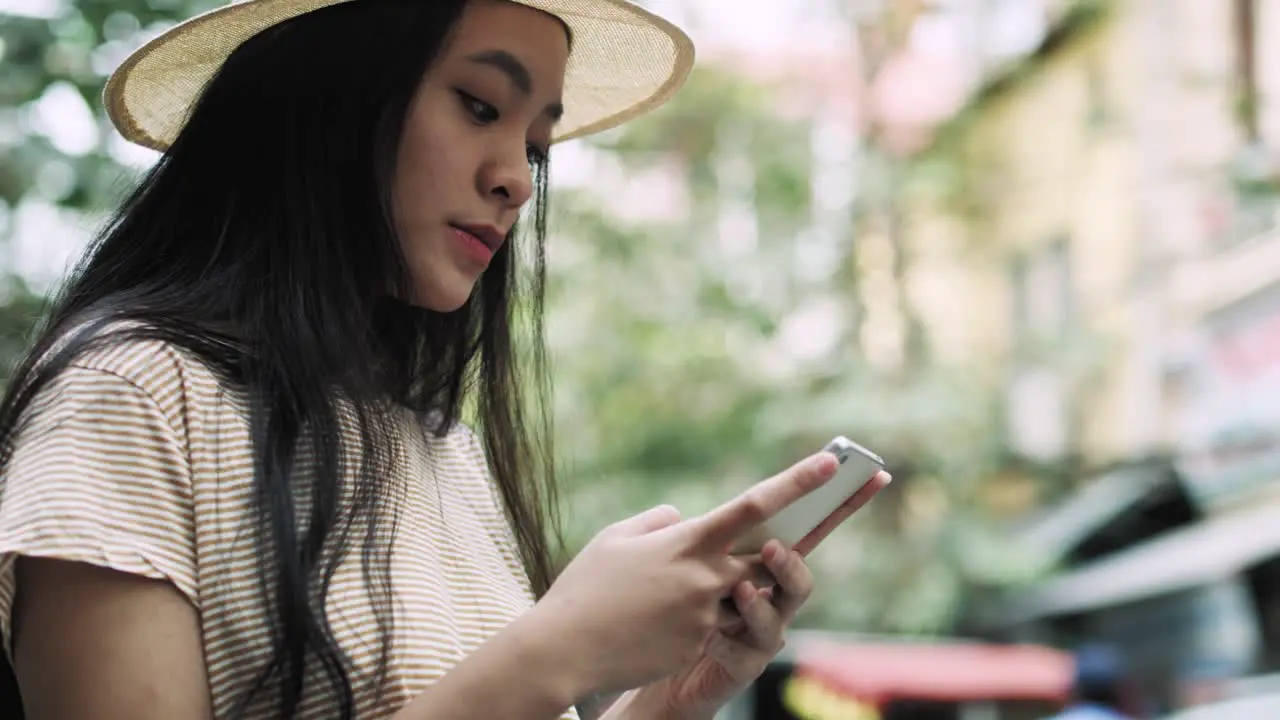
[607,504,682,537]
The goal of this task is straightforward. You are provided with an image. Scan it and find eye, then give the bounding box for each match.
[456,90,499,124]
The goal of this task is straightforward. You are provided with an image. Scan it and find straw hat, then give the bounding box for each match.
[103,0,695,152]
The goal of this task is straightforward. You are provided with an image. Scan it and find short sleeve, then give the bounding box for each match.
[0,365,197,653]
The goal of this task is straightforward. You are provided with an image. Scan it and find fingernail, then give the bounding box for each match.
[814,453,838,474]
[766,542,787,567]
[654,504,680,520]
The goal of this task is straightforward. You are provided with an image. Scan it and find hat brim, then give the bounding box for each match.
[103,0,695,152]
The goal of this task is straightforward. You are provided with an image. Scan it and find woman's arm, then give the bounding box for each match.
[589,688,683,720]
[13,557,593,720]
[13,558,216,720]
[390,607,586,720]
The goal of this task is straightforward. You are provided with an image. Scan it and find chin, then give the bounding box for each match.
[408,281,477,313]
[428,296,472,313]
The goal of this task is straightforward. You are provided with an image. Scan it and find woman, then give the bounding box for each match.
[0,0,888,718]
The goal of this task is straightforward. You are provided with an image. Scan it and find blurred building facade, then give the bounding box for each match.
[875,0,1280,712]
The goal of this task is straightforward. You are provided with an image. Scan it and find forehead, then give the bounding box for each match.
[443,0,570,92]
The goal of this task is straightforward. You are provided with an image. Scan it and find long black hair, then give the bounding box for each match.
[0,0,563,716]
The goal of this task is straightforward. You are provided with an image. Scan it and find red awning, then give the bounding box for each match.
[794,641,1074,706]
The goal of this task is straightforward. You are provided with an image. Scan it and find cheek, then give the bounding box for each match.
[395,129,442,233]
[394,102,470,244]
[391,102,485,307]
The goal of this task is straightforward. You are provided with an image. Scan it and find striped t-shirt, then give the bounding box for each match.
[0,337,580,719]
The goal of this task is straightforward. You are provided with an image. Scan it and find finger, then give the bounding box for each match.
[721,552,777,588]
[688,453,839,552]
[732,580,784,651]
[793,470,892,557]
[715,552,770,626]
[710,553,754,587]
[716,558,776,613]
[717,595,745,631]
[762,542,813,621]
[606,504,682,538]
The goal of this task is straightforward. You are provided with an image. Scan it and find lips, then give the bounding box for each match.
[449,225,498,267]
[450,223,504,251]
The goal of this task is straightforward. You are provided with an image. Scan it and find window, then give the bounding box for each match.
[1011,237,1073,349]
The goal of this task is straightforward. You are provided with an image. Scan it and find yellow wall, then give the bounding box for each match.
[900,5,1150,465]
[897,0,1274,474]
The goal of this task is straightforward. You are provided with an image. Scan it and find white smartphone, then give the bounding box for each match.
[729,436,885,555]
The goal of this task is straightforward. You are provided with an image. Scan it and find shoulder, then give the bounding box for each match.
[28,324,228,431]
[7,327,239,490]
[0,327,209,620]
[8,325,217,480]
[63,328,218,396]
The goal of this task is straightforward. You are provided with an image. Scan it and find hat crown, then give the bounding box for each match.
[103,0,694,151]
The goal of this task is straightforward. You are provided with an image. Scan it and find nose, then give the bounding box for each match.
[479,139,534,209]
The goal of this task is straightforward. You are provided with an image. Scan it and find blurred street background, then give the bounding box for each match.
[5,0,1280,717]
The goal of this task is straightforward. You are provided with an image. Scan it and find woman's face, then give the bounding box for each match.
[393,0,569,311]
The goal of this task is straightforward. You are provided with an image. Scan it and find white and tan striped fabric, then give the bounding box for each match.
[0,337,579,719]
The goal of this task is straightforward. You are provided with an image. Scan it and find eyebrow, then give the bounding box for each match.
[465,49,565,122]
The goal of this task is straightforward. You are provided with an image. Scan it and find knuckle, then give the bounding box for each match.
[796,572,815,596]
[737,491,768,523]
[696,571,727,598]
[793,564,815,594]
[779,561,808,591]
[593,533,622,553]
[721,557,747,582]
[795,575,814,597]
[786,561,811,586]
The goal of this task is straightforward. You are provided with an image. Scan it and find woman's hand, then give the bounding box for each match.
[635,470,892,720]
[528,453,843,704]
